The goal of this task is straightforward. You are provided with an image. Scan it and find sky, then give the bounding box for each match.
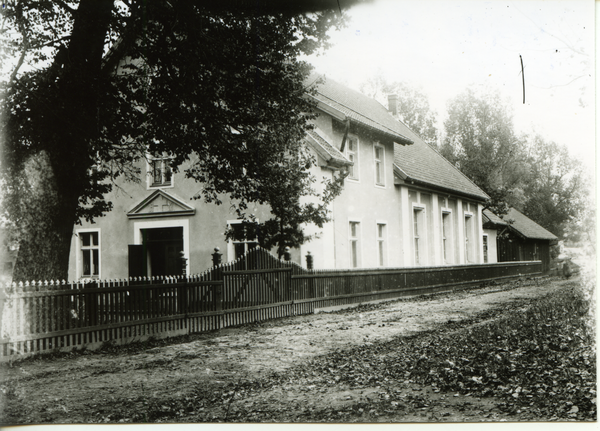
[305,0,595,173]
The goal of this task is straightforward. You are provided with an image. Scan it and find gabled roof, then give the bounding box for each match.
[306,74,413,146]
[483,208,558,240]
[127,190,196,219]
[393,136,490,201]
[306,73,488,202]
[305,129,351,168]
[482,210,508,226]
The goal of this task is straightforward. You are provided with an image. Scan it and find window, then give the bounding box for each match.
[483,234,489,263]
[442,211,452,263]
[349,221,361,268]
[374,144,385,186]
[377,223,386,266]
[79,230,100,278]
[413,208,424,265]
[464,214,473,263]
[228,221,258,261]
[346,137,359,180]
[149,156,173,188]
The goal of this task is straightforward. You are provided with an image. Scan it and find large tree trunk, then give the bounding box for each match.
[10,152,79,282]
[10,0,114,282]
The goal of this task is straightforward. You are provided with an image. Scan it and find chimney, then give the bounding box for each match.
[388,94,398,116]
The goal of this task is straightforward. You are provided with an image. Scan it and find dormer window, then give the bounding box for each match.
[148,156,173,188]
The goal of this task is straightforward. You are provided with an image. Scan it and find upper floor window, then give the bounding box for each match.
[346,136,359,181]
[149,156,173,188]
[374,144,385,186]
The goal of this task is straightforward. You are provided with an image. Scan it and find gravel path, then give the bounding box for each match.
[0,277,568,424]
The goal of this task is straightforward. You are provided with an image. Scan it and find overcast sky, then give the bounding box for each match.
[306,0,595,172]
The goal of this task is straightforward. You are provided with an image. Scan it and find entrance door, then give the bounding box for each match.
[141,227,184,277]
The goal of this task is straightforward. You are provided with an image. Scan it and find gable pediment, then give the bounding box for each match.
[127,190,195,219]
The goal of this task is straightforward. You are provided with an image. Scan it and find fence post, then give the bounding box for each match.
[306,251,313,270]
[0,286,5,341]
[177,276,187,317]
[213,281,223,330]
[212,247,222,267]
[179,251,187,276]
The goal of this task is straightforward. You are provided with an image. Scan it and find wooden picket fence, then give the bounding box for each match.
[0,247,543,361]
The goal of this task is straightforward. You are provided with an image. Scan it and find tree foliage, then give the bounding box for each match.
[522,135,587,239]
[225,145,346,258]
[440,88,529,217]
[359,73,439,148]
[441,88,587,238]
[0,1,348,280]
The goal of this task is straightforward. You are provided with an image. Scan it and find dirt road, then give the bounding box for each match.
[0,277,571,423]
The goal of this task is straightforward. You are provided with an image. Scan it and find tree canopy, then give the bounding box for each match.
[0,0,349,281]
[440,88,529,217]
[440,87,586,238]
[521,135,586,239]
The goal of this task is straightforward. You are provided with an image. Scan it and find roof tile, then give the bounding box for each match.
[307,74,413,145]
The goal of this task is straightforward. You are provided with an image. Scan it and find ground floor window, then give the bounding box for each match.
[78,230,100,278]
[349,221,361,268]
[413,207,425,265]
[483,234,488,263]
[377,223,386,266]
[228,221,259,261]
[442,211,452,264]
[464,214,473,263]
